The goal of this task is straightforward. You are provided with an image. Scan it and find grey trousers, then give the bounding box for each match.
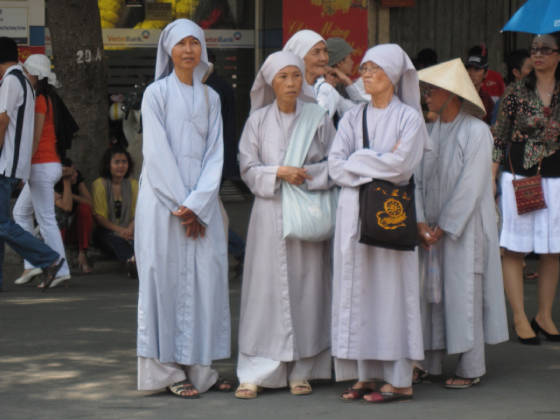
[424,274,486,378]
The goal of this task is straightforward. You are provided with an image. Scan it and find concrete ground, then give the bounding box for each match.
[1,200,560,419]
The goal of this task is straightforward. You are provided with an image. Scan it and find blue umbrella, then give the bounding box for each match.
[502,0,560,34]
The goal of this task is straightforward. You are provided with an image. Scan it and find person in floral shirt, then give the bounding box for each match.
[492,32,560,345]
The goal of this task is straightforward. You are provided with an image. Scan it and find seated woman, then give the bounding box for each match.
[54,159,94,273]
[92,145,138,277]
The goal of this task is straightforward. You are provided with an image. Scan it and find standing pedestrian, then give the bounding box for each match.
[235,51,335,399]
[284,30,362,120]
[13,54,71,288]
[492,33,560,343]
[136,19,231,398]
[328,44,429,403]
[0,37,64,291]
[416,58,509,387]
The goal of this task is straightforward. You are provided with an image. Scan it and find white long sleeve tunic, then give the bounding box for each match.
[328,97,426,362]
[238,99,336,361]
[136,72,230,366]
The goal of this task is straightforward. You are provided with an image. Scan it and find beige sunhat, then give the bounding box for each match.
[417,58,486,118]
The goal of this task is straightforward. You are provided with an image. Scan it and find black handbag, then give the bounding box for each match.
[358,104,418,251]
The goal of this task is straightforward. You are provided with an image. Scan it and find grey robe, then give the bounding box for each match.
[416,110,509,354]
[238,99,336,361]
[328,97,425,362]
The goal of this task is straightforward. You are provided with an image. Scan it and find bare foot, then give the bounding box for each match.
[362,384,413,402]
[340,381,377,401]
[168,380,199,398]
[378,383,412,396]
[78,252,92,274]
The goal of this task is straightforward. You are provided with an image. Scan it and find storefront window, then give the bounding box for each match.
[100,0,255,141]
[98,0,254,30]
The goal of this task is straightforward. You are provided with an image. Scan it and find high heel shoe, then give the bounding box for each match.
[531,318,560,342]
[516,334,540,345]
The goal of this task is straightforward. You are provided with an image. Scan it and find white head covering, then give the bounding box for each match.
[283,29,326,61]
[360,44,422,115]
[23,54,59,87]
[154,18,209,82]
[361,44,431,150]
[250,51,315,113]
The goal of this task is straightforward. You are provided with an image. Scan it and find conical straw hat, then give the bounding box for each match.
[417,58,486,118]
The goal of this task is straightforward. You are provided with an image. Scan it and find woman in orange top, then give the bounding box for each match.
[13,55,70,288]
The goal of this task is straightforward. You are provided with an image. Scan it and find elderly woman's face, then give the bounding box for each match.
[272,65,303,103]
[304,41,329,80]
[171,36,202,73]
[360,61,393,97]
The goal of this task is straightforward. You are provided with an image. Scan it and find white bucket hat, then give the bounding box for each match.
[23,54,59,87]
[417,58,486,118]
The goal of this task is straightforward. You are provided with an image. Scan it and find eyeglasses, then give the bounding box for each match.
[530,46,559,56]
[359,64,382,75]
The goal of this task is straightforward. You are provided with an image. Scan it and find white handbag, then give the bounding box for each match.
[282,103,337,242]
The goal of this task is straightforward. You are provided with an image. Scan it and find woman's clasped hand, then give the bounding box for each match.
[417,223,444,248]
[172,206,206,239]
[277,166,312,185]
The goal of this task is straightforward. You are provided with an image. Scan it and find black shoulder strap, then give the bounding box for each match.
[6,69,33,178]
[362,103,368,149]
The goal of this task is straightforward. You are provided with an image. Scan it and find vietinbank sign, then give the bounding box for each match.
[103,29,160,47]
[205,30,253,48]
[102,29,254,49]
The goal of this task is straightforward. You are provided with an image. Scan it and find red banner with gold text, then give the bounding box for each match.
[282,0,368,76]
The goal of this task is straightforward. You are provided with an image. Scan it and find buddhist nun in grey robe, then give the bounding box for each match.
[136,19,230,396]
[328,44,429,402]
[416,59,508,387]
[284,29,365,119]
[235,51,336,399]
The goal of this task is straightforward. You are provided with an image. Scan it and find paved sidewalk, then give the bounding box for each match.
[1,201,560,419]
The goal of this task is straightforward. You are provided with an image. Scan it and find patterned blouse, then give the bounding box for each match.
[492,80,560,170]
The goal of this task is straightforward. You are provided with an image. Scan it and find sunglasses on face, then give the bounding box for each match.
[530,46,559,56]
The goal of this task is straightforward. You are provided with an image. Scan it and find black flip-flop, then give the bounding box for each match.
[168,380,200,399]
[210,378,233,392]
[413,367,436,384]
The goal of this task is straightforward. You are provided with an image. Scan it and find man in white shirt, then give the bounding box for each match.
[0,37,64,291]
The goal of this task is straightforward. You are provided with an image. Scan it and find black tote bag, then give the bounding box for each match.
[358,104,418,251]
